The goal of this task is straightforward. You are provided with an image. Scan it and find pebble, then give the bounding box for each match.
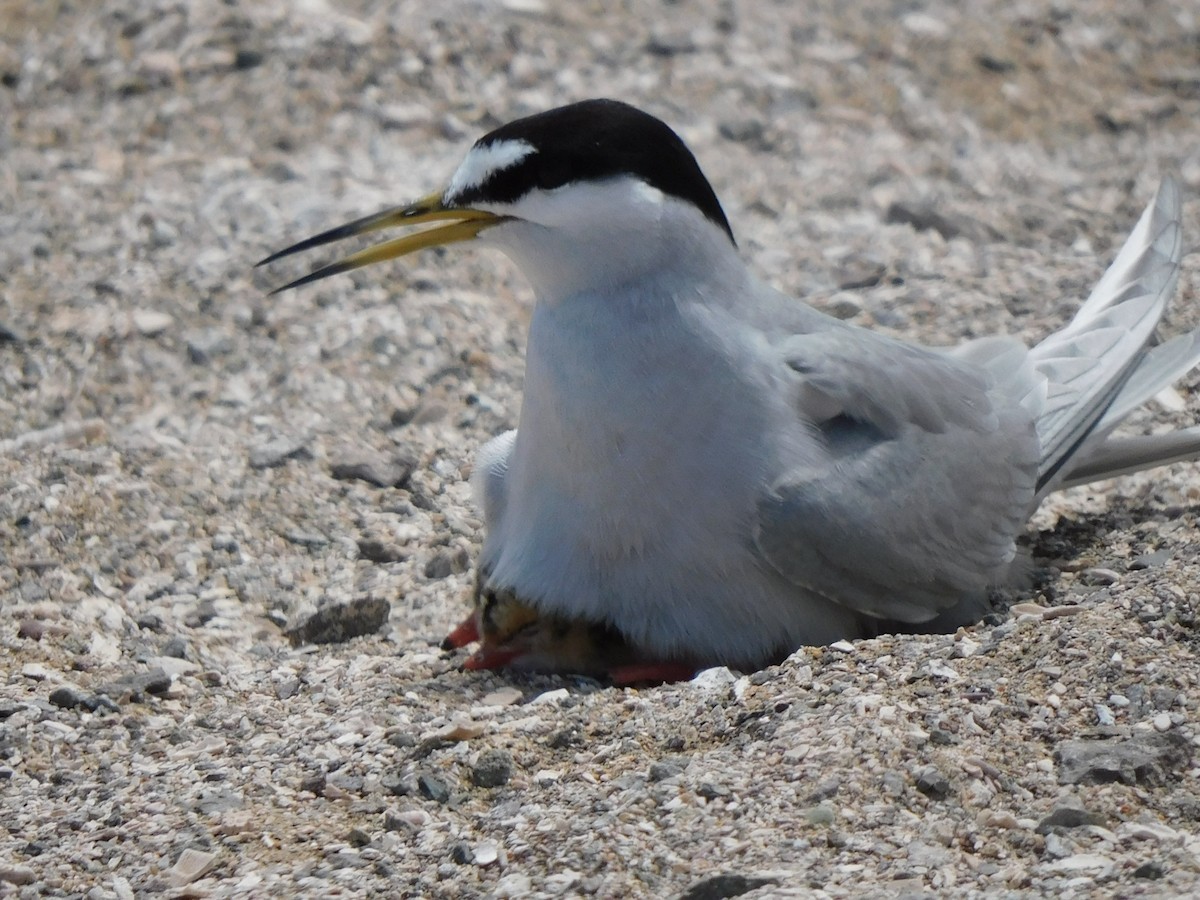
[472,841,500,866]
[167,848,216,887]
[1055,733,1190,786]
[1036,806,1105,833]
[914,766,951,800]
[424,547,470,579]
[132,309,173,336]
[417,773,450,803]
[678,874,779,900]
[285,597,390,645]
[0,866,35,886]
[329,450,417,488]
[470,749,515,788]
[248,437,311,470]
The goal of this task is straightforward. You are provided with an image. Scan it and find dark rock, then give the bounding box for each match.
[471,749,514,788]
[417,773,450,804]
[381,773,415,796]
[885,201,964,241]
[357,538,408,564]
[648,760,685,782]
[327,772,364,793]
[233,49,264,70]
[386,731,418,750]
[424,547,469,580]
[1133,860,1166,880]
[96,669,171,702]
[185,598,219,628]
[329,450,416,488]
[184,327,234,365]
[49,687,85,710]
[548,727,583,749]
[1036,805,1106,833]
[676,873,779,900]
[17,620,45,640]
[806,777,841,802]
[697,782,731,800]
[286,596,390,645]
[914,765,951,800]
[1055,732,1191,786]
[136,613,164,632]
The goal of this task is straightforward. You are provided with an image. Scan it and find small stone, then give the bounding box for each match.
[380,773,415,796]
[1129,550,1171,570]
[461,842,495,868]
[492,873,533,897]
[1056,732,1191,786]
[249,437,310,469]
[417,773,450,803]
[233,48,264,70]
[677,873,779,900]
[384,811,427,840]
[833,259,886,291]
[424,547,470,579]
[885,201,964,241]
[1036,805,1106,833]
[1152,713,1172,732]
[356,538,408,564]
[480,687,523,707]
[1133,861,1166,879]
[803,805,835,826]
[132,309,173,336]
[648,760,684,782]
[96,669,171,701]
[471,749,515,788]
[329,450,417,488]
[184,327,234,365]
[0,865,35,886]
[1079,567,1121,586]
[285,596,390,645]
[914,766,951,800]
[18,620,46,640]
[48,686,84,709]
[167,848,217,887]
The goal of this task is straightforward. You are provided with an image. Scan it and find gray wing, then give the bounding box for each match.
[754,328,1041,623]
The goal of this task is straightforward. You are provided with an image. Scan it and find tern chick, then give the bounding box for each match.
[261,99,1198,678]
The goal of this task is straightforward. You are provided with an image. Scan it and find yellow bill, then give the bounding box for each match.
[256,193,503,293]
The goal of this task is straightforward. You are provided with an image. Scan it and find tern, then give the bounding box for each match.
[261,99,1198,682]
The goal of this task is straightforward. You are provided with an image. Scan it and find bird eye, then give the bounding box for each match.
[533,158,573,192]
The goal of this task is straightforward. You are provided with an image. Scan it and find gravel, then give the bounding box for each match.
[3,0,1200,897]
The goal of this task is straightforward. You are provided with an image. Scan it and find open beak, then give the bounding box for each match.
[256,192,504,293]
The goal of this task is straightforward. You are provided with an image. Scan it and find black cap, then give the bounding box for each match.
[448,99,735,244]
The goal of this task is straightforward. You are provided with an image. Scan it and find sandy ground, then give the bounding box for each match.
[2,0,1200,897]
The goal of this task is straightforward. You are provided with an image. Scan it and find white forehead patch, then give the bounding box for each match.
[445,138,537,200]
